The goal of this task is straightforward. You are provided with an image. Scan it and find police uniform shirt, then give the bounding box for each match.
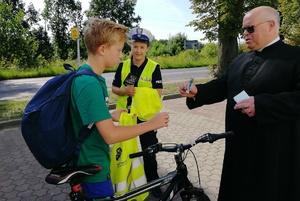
[112,58,163,89]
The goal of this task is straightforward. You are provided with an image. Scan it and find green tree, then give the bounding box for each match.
[24,3,54,62]
[278,0,300,46]
[166,33,187,56]
[30,26,54,61]
[188,0,278,77]
[24,2,40,27]
[148,39,169,57]
[2,0,25,14]
[86,0,141,55]
[43,0,83,60]
[198,42,205,51]
[68,1,84,61]
[0,2,38,68]
[4,0,32,31]
[200,42,218,59]
[87,0,141,28]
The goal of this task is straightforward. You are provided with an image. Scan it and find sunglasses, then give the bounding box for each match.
[241,21,271,34]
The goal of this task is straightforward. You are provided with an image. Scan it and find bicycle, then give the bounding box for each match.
[45,131,234,201]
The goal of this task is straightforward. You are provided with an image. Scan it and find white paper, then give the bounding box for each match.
[233,90,250,103]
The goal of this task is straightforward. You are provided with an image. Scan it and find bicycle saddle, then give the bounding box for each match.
[45,164,102,185]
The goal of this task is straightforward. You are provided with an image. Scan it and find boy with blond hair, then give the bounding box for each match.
[70,18,169,200]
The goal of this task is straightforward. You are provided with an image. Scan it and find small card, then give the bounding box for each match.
[123,73,138,86]
[233,90,250,103]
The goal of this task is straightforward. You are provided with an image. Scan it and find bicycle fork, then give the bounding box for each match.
[175,151,197,200]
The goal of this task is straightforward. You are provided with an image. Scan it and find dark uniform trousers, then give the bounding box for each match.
[137,118,159,182]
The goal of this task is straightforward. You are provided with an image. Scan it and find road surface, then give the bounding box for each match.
[0,67,210,102]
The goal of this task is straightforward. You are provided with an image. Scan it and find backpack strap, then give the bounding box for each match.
[73,123,96,166]
[72,69,104,166]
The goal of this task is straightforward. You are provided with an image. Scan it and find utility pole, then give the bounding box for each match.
[71,27,80,67]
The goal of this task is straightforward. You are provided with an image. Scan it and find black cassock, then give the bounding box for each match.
[186,40,300,201]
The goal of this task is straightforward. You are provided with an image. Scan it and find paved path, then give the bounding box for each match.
[0,97,226,201]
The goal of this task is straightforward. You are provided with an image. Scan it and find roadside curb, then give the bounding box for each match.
[0,93,182,130]
[0,119,21,130]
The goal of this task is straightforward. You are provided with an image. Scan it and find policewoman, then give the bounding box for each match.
[112,27,163,198]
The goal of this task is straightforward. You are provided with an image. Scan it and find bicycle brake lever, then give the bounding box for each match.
[189,138,196,146]
[147,143,162,155]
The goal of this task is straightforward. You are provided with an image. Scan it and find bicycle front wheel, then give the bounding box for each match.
[180,187,210,201]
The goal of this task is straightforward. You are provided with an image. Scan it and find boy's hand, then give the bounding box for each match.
[149,112,169,128]
[111,109,127,122]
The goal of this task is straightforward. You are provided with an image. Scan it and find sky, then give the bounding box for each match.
[22,0,205,41]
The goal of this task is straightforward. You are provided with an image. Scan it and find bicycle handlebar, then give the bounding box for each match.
[129,131,234,159]
[195,131,234,143]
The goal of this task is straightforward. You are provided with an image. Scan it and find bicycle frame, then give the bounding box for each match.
[46,132,234,201]
[98,171,179,201]
[94,161,193,201]
[91,146,196,200]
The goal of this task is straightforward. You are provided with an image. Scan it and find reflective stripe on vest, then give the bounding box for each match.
[130,158,147,188]
[113,157,148,197]
[116,59,158,109]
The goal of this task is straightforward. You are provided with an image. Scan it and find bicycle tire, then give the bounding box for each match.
[180,187,211,201]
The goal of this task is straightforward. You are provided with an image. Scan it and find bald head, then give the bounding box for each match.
[246,6,280,32]
[242,6,280,50]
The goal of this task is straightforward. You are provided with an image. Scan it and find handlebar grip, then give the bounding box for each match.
[129,143,162,158]
[196,131,234,143]
[129,149,147,159]
[210,131,234,142]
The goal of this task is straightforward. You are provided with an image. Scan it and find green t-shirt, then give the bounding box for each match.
[70,64,111,183]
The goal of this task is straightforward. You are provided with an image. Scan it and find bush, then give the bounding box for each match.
[151,49,216,69]
[200,42,218,59]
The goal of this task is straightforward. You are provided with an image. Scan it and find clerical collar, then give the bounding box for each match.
[257,36,280,52]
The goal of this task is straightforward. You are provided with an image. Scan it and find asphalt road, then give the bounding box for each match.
[0,67,210,102]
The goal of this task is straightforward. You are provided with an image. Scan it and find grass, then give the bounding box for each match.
[0,78,211,121]
[0,50,217,80]
[0,101,28,121]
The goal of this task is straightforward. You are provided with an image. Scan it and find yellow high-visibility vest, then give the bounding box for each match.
[116,59,158,109]
[110,113,149,201]
[131,87,162,121]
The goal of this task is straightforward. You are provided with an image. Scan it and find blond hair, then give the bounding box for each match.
[84,18,128,55]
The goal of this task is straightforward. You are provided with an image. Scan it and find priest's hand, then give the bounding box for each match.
[234,96,256,117]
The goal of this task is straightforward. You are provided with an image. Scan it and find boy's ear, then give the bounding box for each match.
[97,44,106,55]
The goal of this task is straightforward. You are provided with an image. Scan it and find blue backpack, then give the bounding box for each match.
[21,64,100,169]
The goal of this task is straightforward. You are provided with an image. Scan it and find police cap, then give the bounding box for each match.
[127,27,154,45]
